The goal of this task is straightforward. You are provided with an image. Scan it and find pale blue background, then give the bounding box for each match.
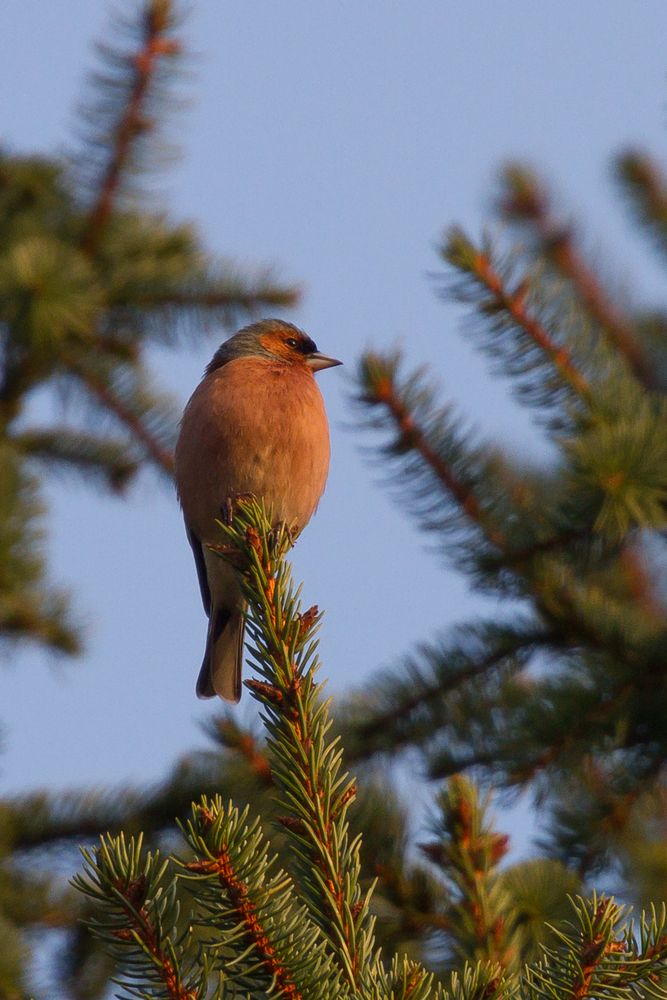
[2,2,666,855]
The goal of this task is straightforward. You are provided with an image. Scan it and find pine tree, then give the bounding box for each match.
[4,1,667,995]
[348,154,667,907]
[72,500,667,998]
[0,3,296,994]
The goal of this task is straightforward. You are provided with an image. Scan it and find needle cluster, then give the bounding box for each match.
[71,501,667,999]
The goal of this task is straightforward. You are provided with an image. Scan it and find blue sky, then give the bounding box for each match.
[2,1,667,855]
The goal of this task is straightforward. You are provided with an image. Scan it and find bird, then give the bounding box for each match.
[175,318,341,702]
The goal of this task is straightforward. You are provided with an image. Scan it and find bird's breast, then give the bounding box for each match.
[175,358,331,541]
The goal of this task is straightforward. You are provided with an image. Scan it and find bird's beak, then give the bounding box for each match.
[306,352,343,372]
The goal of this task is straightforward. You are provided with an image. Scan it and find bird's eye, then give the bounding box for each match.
[285,338,299,349]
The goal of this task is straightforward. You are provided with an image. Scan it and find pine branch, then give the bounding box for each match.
[0,445,80,653]
[0,591,80,654]
[346,620,547,761]
[504,686,637,788]
[180,796,343,999]
[205,714,273,785]
[448,962,513,1000]
[495,859,583,967]
[419,777,516,975]
[539,760,655,878]
[72,834,203,1000]
[442,228,593,411]
[14,427,138,494]
[212,499,379,994]
[0,232,102,426]
[498,164,652,385]
[71,500,458,997]
[63,492,667,998]
[62,352,176,476]
[5,751,242,852]
[616,150,667,262]
[355,349,506,552]
[125,273,300,317]
[525,895,667,999]
[95,211,300,342]
[532,554,667,663]
[80,1,183,255]
[384,955,448,1000]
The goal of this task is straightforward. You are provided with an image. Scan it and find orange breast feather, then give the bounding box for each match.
[175,357,330,542]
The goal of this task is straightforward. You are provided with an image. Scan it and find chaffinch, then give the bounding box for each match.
[175,319,341,702]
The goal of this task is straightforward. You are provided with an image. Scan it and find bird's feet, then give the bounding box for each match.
[272,520,300,548]
[220,492,256,526]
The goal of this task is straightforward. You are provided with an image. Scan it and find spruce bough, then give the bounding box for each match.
[73,500,667,999]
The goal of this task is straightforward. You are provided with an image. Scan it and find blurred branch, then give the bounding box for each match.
[616,150,667,260]
[63,353,175,476]
[359,351,506,551]
[81,1,182,256]
[444,227,593,405]
[14,428,138,493]
[499,164,653,385]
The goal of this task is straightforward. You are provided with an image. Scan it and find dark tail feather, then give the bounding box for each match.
[196,605,245,702]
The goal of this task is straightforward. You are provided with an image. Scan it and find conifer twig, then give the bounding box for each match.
[214,499,377,994]
[105,881,195,1000]
[359,352,506,551]
[63,354,175,475]
[617,150,667,257]
[528,895,667,999]
[511,682,635,786]
[131,285,300,311]
[444,228,593,405]
[209,715,273,784]
[420,777,515,974]
[356,643,523,749]
[72,834,201,1000]
[499,165,652,384]
[181,798,336,999]
[348,621,548,763]
[82,1,181,255]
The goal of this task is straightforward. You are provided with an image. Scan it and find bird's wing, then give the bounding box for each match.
[187,527,211,616]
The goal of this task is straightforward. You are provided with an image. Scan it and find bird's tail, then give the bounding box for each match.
[196,605,246,702]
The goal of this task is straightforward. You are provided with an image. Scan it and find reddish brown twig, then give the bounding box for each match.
[240,526,363,991]
[82,2,181,256]
[501,169,653,385]
[185,853,302,999]
[112,876,196,1000]
[549,234,652,383]
[369,371,506,550]
[567,899,625,1000]
[470,250,593,403]
[236,730,272,783]
[618,151,667,235]
[63,354,175,475]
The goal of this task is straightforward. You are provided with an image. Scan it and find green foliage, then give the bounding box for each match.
[0,443,78,653]
[72,500,381,998]
[0,3,298,994]
[3,2,667,994]
[74,833,204,1000]
[351,152,667,895]
[525,896,667,1000]
[181,796,341,998]
[70,503,667,998]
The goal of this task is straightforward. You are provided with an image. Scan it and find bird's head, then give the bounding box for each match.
[206,319,342,375]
